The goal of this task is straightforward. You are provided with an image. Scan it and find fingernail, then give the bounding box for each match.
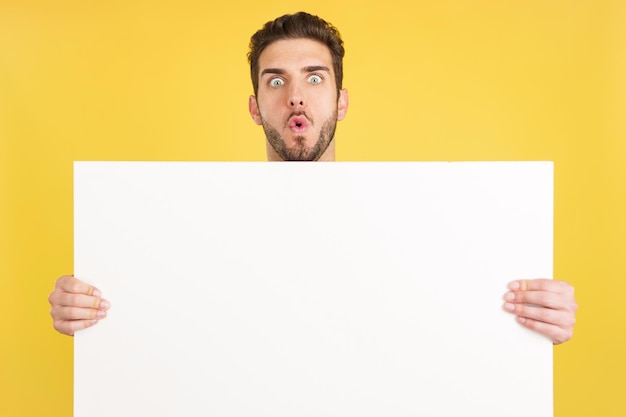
[93,289,102,297]
[504,303,515,312]
[509,281,520,290]
[97,310,107,319]
[518,316,527,324]
[505,292,515,301]
[100,300,110,309]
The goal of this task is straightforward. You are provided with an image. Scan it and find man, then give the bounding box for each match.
[246,12,347,162]
[48,12,578,344]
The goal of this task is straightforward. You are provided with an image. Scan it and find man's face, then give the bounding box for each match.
[249,38,348,161]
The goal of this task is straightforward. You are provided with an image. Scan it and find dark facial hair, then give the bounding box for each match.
[261,110,337,161]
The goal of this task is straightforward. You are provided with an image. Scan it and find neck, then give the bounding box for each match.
[265,139,336,162]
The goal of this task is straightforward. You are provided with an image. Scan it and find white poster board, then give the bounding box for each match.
[74,162,553,417]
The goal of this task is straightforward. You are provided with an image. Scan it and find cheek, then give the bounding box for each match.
[258,100,286,126]
[311,95,337,118]
[258,93,284,114]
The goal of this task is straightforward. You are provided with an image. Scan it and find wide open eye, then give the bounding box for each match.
[308,74,323,84]
[269,77,284,87]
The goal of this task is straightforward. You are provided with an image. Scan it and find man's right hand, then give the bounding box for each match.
[48,275,110,336]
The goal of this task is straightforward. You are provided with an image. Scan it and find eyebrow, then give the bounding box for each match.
[302,65,330,73]
[260,65,331,77]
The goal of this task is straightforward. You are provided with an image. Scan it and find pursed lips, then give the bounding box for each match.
[288,113,311,134]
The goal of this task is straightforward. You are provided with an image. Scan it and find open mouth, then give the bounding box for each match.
[288,115,309,133]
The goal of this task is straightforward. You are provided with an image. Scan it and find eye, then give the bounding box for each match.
[269,77,284,87]
[308,74,323,84]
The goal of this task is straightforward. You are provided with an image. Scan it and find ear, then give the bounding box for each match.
[337,88,349,121]
[249,95,262,125]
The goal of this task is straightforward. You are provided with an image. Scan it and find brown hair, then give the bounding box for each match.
[248,12,345,96]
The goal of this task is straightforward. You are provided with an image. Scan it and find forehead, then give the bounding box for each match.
[259,38,334,74]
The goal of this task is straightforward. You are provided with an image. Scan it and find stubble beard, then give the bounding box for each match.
[262,110,337,161]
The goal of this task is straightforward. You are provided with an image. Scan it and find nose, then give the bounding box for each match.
[289,96,304,107]
[288,84,305,108]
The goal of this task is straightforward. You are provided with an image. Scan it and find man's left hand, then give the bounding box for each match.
[503,279,578,344]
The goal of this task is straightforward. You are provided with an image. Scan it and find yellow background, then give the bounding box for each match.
[1,1,624,415]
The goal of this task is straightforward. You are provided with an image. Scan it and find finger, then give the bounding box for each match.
[516,316,573,345]
[53,319,99,336]
[51,305,108,321]
[503,302,576,329]
[509,279,573,294]
[55,275,101,297]
[504,290,570,311]
[51,291,110,310]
